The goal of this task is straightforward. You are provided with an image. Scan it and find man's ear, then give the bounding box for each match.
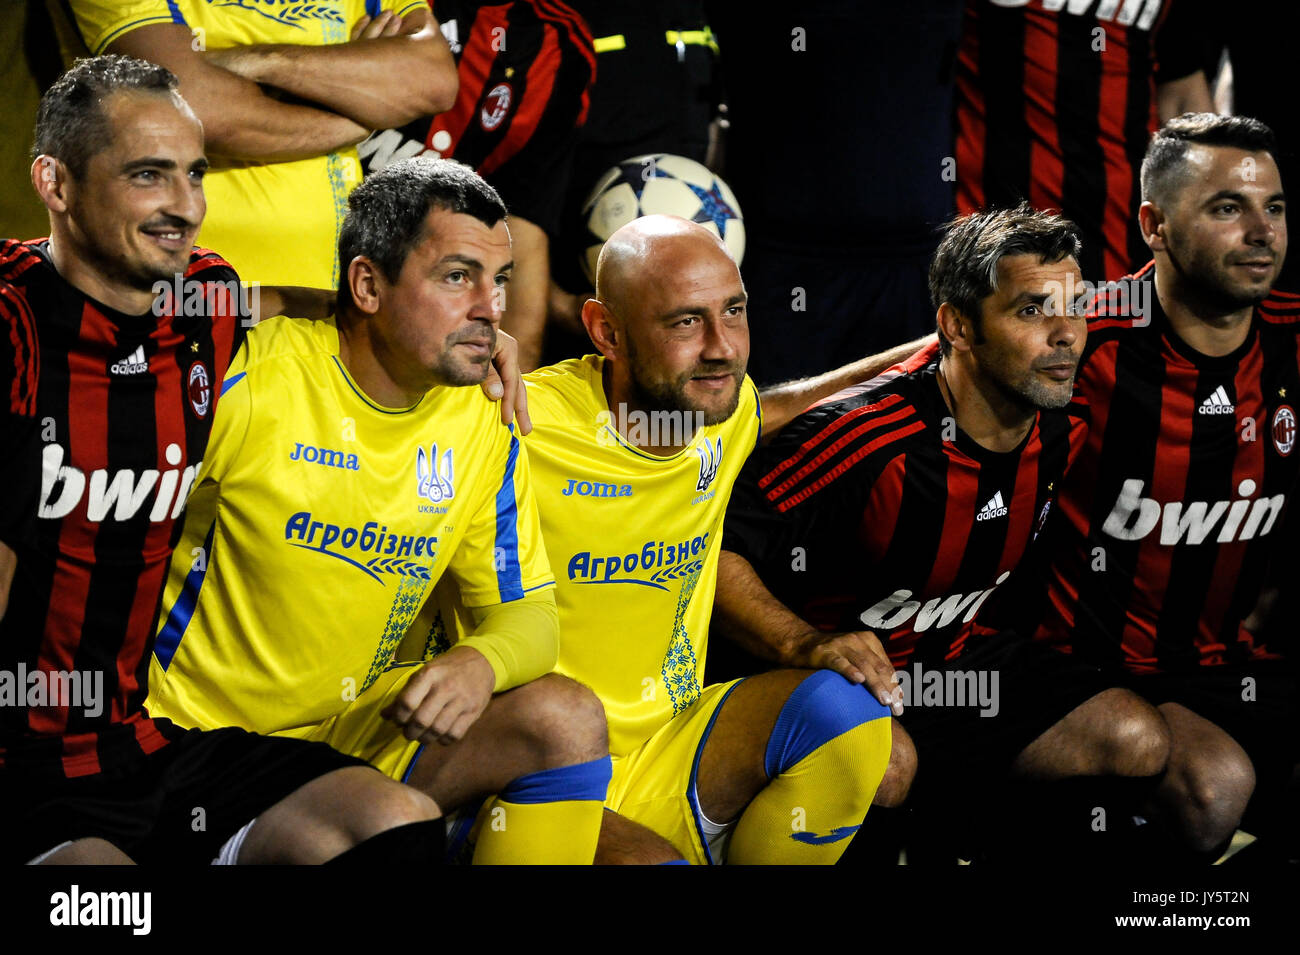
[936,302,975,355]
[1139,200,1167,252]
[31,156,69,213]
[581,298,620,360]
[346,257,383,315]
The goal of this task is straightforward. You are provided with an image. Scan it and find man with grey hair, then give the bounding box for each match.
[717,204,1170,860]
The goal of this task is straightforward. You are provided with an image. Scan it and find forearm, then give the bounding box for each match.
[255,286,336,323]
[713,550,813,665]
[759,334,934,434]
[1157,70,1214,122]
[209,12,456,129]
[108,25,368,162]
[459,588,560,693]
[501,216,550,372]
[0,541,15,623]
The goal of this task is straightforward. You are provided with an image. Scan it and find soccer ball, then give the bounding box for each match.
[579,153,745,284]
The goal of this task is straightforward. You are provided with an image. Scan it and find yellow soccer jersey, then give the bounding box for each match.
[70,0,425,288]
[147,315,554,734]
[522,355,762,757]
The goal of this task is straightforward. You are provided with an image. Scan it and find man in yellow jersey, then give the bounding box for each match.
[68,0,457,288]
[516,215,903,864]
[146,157,611,864]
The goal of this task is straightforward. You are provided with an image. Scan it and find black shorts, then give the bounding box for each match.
[901,632,1118,796]
[1124,662,1299,795]
[1,725,369,864]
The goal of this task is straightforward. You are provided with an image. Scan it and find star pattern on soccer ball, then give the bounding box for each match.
[684,180,739,238]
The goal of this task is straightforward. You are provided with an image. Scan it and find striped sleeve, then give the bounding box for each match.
[0,284,41,549]
[448,421,556,607]
[722,391,919,571]
[68,0,186,55]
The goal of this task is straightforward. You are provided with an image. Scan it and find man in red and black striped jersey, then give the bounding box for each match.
[956,0,1213,284]
[360,0,596,370]
[1029,113,1298,859]
[717,206,1170,857]
[0,56,446,865]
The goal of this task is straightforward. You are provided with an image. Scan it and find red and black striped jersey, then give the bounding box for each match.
[955,0,1203,282]
[723,358,1086,668]
[1032,264,1300,673]
[0,239,248,779]
[359,0,596,236]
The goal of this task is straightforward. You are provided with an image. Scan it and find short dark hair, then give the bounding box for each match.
[1141,113,1278,207]
[929,203,1082,356]
[34,55,180,180]
[337,156,508,308]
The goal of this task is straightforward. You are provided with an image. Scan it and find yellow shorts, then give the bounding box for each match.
[297,664,425,782]
[606,679,743,865]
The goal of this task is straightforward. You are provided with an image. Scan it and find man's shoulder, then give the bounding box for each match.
[751,366,934,511]
[0,238,53,290]
[239,314,338,372]
[523,354,602,423]
[1258,289,1300,333]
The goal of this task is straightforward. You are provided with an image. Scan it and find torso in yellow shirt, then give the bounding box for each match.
[521,355,762,757]
[147,315,553,734]
[70,0,426,288]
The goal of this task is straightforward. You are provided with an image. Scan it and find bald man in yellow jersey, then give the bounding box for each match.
[70,0,457,288]
[146,158,611,864]
[511,217,906,864]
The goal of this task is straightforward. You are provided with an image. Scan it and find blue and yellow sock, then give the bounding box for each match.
[728,671,892,864]
[472,756,612,864]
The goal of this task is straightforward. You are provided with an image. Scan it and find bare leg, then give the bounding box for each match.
[1148,702,1255,854]
[595,810,683,865]
[405,673,607,809]
[239,765,440,863]
[1013,687,1170,779]
[39,838,135,865]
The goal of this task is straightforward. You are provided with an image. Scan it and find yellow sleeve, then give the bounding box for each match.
[445,425,555,607]
[386,0,430,18]
[459,587,559,692]
[69,0,182,55]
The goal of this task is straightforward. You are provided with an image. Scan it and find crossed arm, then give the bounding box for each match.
[106,8,456,162]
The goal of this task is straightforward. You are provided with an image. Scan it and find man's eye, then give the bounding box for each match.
[1021,304,1041,317]
[1215,204,1237,215]
[447,270,468,283]
[133,170,160,182]
[676,316,699,327]
[189,168,206,183]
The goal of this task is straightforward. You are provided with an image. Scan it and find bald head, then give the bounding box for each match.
[581,214,749,440]
[595,215,735,322]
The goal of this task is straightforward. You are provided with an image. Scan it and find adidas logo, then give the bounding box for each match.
[110,345,148,376]
[976,491,1008,521]
[1199,385,1235,416]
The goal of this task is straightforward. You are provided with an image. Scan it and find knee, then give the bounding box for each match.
[345,773,442,844]
[769,671,893,798]
[1094,689,1171,776]
[874,720,916,808]
[508,673,608,762]
[1173,749,1256,849]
